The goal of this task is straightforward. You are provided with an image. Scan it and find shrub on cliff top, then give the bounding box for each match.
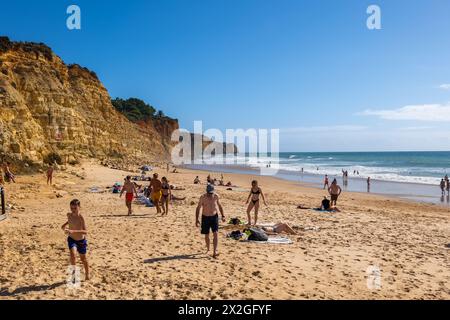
[111,97,173,122]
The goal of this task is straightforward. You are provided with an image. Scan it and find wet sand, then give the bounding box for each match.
[186,164,450,206]
[0,160,449,300]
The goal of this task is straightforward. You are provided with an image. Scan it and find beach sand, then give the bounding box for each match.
[0,160,449,300]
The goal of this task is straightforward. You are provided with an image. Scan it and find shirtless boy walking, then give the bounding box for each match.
[196,184,225,259]
[61,199,89,281]
[120,176,138,215]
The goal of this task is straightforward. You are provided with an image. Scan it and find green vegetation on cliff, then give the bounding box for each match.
[111,97,172,122]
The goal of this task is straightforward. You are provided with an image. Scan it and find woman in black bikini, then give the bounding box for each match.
[245,180,267,226]
[161,177,172,216]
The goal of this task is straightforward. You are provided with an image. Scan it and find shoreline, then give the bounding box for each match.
[184,163,450,207]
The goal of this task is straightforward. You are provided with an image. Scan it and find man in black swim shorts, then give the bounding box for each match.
[195,184,225,259]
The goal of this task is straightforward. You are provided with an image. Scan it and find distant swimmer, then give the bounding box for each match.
[61,199,89,281]
[195,184,225,259]
[120,176,138,216]
[150,173,163,214]
[328,179,342,207]
[245,180,268,226]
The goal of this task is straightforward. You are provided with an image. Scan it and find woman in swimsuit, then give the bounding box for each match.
[161,177,171,216]
[245,180,267,226]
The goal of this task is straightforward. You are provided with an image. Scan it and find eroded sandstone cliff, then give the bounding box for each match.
[0,37,179,169]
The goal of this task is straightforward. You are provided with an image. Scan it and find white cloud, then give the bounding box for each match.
[360,104,450,122]
[282,125,367,134]
[397,126,435,131]
[439,84,450,90]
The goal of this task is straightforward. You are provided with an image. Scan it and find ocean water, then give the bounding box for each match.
[231,151,450,185]
[188,151,450,205]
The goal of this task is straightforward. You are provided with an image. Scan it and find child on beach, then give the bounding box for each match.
[2,162,16,183]
[120,176,138,215]
[61,199,89,281]
[323,175,329,189]
[196,184,225,259]
[47,165,54,185]
[245,180,268,226]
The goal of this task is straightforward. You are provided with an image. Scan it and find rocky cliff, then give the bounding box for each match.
[0,37,179,169]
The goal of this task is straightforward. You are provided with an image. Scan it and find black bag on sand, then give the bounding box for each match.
[248,228,268,241]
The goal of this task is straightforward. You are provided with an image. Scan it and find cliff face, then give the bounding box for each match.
[0,37,178,168]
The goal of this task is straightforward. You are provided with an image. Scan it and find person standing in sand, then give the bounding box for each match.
[2,162,16,183]
[440,179,446,195]
[245,180,268,226]
[328,179,342,207]
[61,199,89,281]
[323,175,329,189]
[46,165,54,185]
[150,173,163,214]
[120,176,138,215]
[161,177,171,216]
[196,184,225,259]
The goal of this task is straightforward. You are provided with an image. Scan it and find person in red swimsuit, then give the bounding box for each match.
[120,176,138,215]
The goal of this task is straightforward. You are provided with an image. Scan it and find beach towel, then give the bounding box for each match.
[312,208,337,213]
[137,195,154,207]
[246,236,293,245]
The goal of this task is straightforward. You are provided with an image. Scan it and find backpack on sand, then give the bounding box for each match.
[247,228,268,241]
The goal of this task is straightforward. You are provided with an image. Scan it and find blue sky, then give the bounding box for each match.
[1,0,450,151]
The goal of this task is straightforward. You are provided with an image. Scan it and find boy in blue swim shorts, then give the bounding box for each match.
[61,199,89,280]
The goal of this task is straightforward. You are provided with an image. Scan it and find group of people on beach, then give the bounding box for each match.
[120,173,176,216]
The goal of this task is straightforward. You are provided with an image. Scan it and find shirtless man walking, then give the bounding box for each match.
[61,199,89,281]
[150,173,163,214]
[196,184,225,259]
[328,179,342,207]
[120,176,138,215]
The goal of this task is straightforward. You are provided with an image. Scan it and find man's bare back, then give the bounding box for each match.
[122,181,136,194]
[199,194,220,216]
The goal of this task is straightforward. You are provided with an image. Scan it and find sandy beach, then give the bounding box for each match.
[0,160,449,300]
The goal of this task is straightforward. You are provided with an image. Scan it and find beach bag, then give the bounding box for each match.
[247,228,268,242]
[229,217,242,225]
[229,230,243,240]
